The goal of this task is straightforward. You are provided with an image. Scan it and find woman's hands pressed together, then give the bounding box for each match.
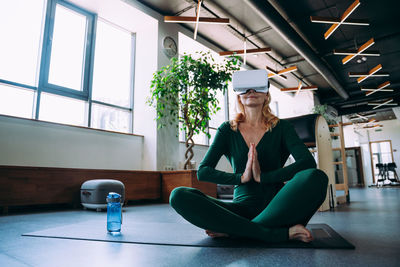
[251,143,261,182]
[241,143,254,183]
[241,143,261,183]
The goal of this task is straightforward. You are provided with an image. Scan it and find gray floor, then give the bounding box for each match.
[1,188,399,267]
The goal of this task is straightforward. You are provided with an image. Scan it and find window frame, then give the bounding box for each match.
[38,0,96,102]
[88,23,136,131]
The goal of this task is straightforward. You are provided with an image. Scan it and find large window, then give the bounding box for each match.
[0,0,135,134]
[47,3,88,91]
[0,0,45,87]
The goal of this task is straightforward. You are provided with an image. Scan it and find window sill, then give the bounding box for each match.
[0,114,143,138]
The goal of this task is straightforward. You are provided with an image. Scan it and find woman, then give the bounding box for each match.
[170,72,328,243]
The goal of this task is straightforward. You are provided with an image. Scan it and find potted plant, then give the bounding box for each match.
[312,104,338,125]
[148,51,240,169]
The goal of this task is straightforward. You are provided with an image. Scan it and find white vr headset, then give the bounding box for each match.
[232,69,269,95]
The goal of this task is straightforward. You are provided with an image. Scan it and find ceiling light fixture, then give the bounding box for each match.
[280,85,318,92]
[267,66,298,78]
[350,115,381,128]
[348,72,389,78]
[193,0,202,40]
[363,124,383,129]
[362,81,392,96]
[368,98,397,109]
[218,47,272,56]
[310,16,369,26]
[356,64,383,83]
[333,50,380,56]
[164,16,229,24]
[310,0,367,40]
[350,113,376,120]
[341,38,375,65]
[355,113,369,121]
[349,113,375,121]
[163,0,230,40]
[295,81,303,97]
[265,66,287,80]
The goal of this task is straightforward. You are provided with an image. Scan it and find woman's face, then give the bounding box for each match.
[239,89,268,107]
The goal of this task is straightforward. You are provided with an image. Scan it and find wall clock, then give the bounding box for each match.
[162,36,177,58]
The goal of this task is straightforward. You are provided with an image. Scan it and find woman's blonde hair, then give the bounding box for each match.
[229,92,279,132]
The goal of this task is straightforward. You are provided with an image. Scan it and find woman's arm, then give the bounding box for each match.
[197,122,242,185]
[260,120,316,184]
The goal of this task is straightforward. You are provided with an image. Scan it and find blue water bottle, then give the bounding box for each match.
[106,192,122,234]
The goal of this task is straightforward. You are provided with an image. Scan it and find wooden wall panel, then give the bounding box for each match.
[161,170,217,203]
[0,166,161,208]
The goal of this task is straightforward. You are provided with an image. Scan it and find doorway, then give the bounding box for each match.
[369,140,395,184]
[346,147,365,187]
[334,147,365,187]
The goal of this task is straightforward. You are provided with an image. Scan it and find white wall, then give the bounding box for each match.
[0,115,143,170]
[343,119,400,185]
[269,85,314,118]
[178,143,233,173]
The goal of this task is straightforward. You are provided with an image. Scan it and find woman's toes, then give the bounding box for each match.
[289,224,314,243]
[205,230,229,238]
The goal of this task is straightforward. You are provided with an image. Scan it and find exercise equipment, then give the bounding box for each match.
[286,114,338,210]
[375,163,399,186]
[387,163,399,183]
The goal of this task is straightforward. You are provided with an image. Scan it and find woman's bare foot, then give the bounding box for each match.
[205,230,229,238]
[289,224,313,243]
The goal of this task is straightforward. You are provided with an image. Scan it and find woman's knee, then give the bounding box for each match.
[169,186,187,207]
[169,186,201,208]
[295,168,328,188]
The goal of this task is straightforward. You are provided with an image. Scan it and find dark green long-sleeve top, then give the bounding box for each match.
[197,120,316,207]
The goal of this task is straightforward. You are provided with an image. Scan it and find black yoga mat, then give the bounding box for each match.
[23,221,354,249]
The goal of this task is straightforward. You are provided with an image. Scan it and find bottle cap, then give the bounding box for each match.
[106,192,121,203]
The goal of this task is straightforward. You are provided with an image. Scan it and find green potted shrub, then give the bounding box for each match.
[148,51,240,169]
[312,104,338,126]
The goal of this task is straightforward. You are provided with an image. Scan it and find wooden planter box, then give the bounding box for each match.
[161,170,217,203]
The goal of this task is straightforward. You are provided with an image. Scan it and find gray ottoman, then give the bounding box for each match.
[81,179,125,211]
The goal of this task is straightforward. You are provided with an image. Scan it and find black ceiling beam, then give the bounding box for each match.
[244,0,349,100]
[324,88,400,106]
[338,104,398,116]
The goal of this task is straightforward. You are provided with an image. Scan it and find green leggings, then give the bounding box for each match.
[170,168,328,243]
